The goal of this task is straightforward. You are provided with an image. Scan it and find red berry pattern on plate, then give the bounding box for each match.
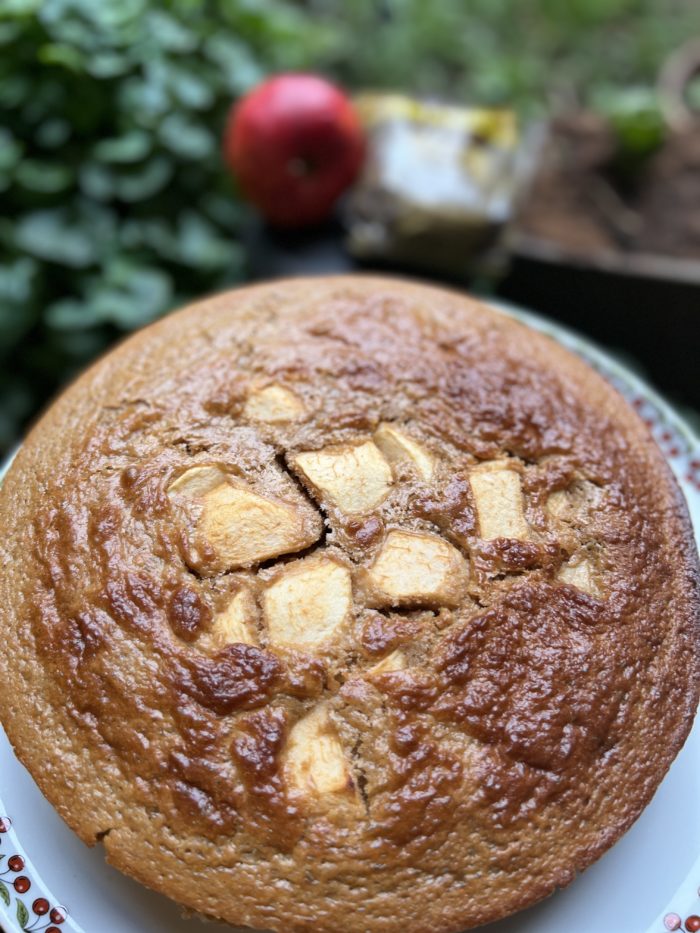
[664,909,700,932]
[32,896,49,915]
[0,816,70,931]
[13,876,30,894]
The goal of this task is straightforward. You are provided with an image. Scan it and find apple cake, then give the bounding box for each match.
[0,276,698,932]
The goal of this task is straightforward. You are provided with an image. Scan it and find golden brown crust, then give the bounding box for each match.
[0,275,698,932]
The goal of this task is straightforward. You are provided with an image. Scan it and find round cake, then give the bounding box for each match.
[0,276,698,932]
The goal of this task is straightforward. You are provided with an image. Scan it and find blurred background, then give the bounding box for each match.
[1,0,700,456]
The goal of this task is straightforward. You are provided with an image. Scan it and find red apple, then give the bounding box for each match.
[224,73,365,228]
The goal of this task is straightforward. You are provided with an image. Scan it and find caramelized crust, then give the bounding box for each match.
[0,276,697,933]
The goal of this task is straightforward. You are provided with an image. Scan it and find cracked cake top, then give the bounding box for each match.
[0,275,698,933]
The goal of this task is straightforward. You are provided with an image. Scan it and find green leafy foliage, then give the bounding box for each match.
[308,0,700,117]
[1,0,699,451]
[0,0,335,450]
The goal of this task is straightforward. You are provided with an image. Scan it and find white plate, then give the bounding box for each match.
[1,302,698,933]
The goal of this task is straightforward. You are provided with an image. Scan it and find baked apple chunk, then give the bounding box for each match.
[469,462,529,540]
[168,465,322,572]
[209,588,258,647]
[263,555,352,650]
[367,649,407,675]
[558,557,601,596]
[365,530,468,608]
[291,441,392,514]
[284,704,354,798]
[374,423,435,482]
[243,383,305,423]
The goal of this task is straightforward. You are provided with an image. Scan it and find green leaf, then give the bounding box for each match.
[86,51,131,78]
[146,11,196,53]
[79,163,115,201]
[168,67,213,109]
[115,156,172,202]
[158,114,214,160]
[94,130,151,164]
[203,34,263,94]
[0,257,37,303]
[0,880,9,907]
[92,258,173,328]
[88,0,146,30]
[15,211,96,267]
[117,77,170,125]
[46,299,101,331]
[47,256,175,334]
[38,42,85,72]
[16,160,73,193]
[0,130,23,172]
[119,217,173,255]
[16,898,29,930]
[175,212,234,270]
[201,193,244,231]
[35,118,71,148]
